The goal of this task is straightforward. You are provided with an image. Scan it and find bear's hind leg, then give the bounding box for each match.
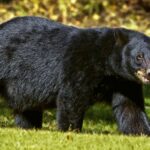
[14,110,43,129]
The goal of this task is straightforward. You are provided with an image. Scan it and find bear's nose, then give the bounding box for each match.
[146,69,150,78]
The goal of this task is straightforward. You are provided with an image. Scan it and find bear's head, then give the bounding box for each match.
[113,28,150,84]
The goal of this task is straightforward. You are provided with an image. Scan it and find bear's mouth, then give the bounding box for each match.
[135,69,150,84]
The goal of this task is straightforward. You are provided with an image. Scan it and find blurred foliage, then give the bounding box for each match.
[0,0,150,35]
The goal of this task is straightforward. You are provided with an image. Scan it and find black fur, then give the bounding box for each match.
[0,16,150,135]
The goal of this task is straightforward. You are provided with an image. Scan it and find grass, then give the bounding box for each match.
[0,86,150,149]
[1,129,150,150]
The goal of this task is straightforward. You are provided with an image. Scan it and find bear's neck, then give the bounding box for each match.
[69,27,131,79]
[80,28,129,78]
[81,28,118,74]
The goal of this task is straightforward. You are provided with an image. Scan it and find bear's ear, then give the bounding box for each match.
[113,28,129,47]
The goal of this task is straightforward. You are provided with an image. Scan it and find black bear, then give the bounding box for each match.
[0,16,150,135]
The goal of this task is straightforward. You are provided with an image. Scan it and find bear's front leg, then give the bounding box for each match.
[57,87,86,132]
[112,91,150,135]
[57,107,84,132]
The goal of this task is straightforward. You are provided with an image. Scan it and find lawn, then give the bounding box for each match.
[0,86,150,150]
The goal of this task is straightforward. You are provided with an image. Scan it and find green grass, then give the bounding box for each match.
[0,86,150,150]
[1,129,150,150]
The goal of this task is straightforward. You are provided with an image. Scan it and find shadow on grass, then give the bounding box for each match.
[82,103,117,134]
[85,103,114,123]
[42,102,116,135]
[1,85,149,127]
[1,89,150,135]
[0,98,14,128]
[1,88,150,135]
[0,97,115,133]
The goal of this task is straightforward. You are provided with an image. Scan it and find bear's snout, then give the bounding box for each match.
[135,69,150,84]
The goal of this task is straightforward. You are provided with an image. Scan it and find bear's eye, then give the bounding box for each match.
[136,53,144,62]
